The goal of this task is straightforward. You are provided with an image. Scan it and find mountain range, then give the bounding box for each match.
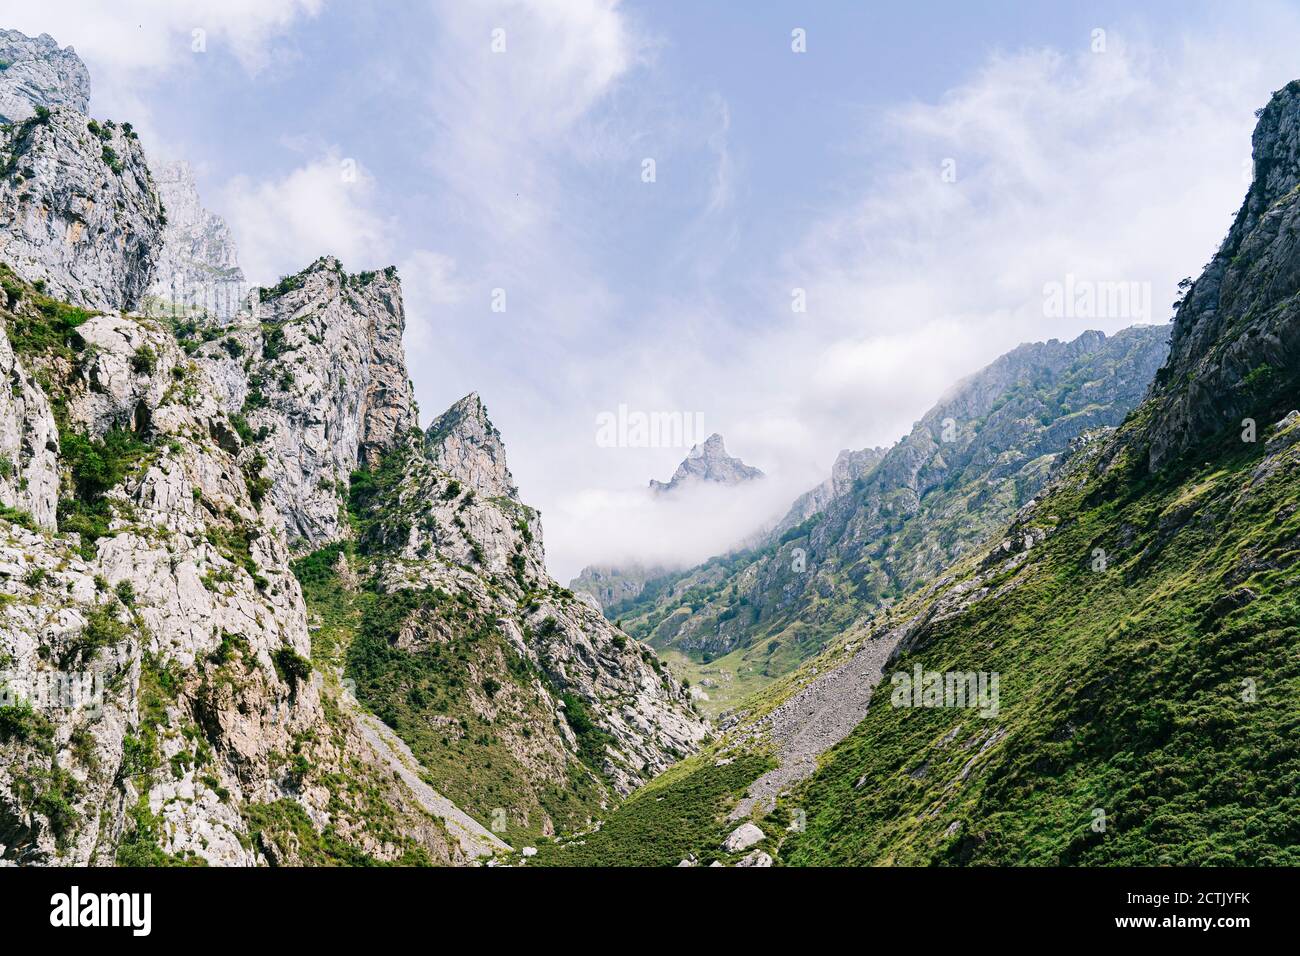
[523,78,1300,868]
[1,28,1296,869]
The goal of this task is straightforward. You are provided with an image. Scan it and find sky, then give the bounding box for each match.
[5,0,1300,580]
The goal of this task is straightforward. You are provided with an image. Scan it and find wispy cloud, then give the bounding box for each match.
[221,151,391,284]
[540,23,1300,579]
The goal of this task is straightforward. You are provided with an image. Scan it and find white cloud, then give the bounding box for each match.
[422,0,641,238]
[0,0,323,156]
[221,153,392,284]
[0,0,322,77]
[537,25,1300,581]
[548,477,798,580]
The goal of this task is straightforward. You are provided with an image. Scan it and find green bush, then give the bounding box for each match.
[130,344,157,375]
[272,646,312,691]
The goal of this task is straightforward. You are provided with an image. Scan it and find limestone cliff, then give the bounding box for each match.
[0,28,705,865]
[0,106,162,311]
[146,160,246,321]
[0,30,89,124]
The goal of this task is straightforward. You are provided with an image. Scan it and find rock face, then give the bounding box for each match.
[0,30,89,124]
[1141,79,1300,471]
[343,394,708,803]
[769,446,886,541]
[649,433,763,494]
[0,107,163,311]
[0,293,58,528]
[146,160,246,321]
[618,326,1170,695]
[569,563,670,612]
[0,265,466,865]
[424,392,516,498]
[200,257,418,549]
[722,821,764,852]
[0,34,706,865]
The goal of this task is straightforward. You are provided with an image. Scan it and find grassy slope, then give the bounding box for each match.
[293,468,608,847]
[780,415,1300,865]
[526,751,774,867]
[616,333,1166,711]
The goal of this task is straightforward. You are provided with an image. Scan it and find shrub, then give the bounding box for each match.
[272,646,312,691]
[130,344,157,375]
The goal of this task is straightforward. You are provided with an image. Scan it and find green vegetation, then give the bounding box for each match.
[116,796,206,867]
[0,503,37,531]
[61,602,129,667]
[240,798,428,867]
[0,701,55,752]
[272,645,312,693]
[58,425,152,560]
[283,453,620,844]
[17,765,80,851]
[529,752,772,866]
[338,581,605,843]
[780,418,1300,865]
[0,265,95,362]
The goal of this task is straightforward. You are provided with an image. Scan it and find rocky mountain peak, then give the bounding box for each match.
[146,159,246,320]
[649,432,764,493]
[424,392,518,499]
[769,445,887,540]
[1141,78,1300,470]
[0,29,89,123]
[0,106,163,310]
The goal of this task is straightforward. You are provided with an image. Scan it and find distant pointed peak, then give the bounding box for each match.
[427,392,494,436]
[690,433,728,457]
[650,433,764,493]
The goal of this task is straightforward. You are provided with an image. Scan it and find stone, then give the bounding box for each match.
[0,106,163,311]
[424,392,517,497]
[0,29,89,124]
[649,433,764,493]
[722,822,765,853]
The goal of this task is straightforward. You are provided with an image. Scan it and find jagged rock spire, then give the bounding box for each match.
[649,432,764,493]
[147,159,246,320]
[424,392,518,498]
[0,106,163,311]
[0,29,89,123]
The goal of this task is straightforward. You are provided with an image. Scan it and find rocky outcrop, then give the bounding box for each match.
[1142,80,1300,470]
[0,266,463,865]
[0,291,58,528]
[649,433,763,493]
[355,394,709,798]
[769,446,886,540]
[0,30,89,124]
[146,160,246,321]
[0,107,163,311]
[424,392,516,498]
[200,257,417,549]
[0,28,706,865]
[569,562,670,612]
